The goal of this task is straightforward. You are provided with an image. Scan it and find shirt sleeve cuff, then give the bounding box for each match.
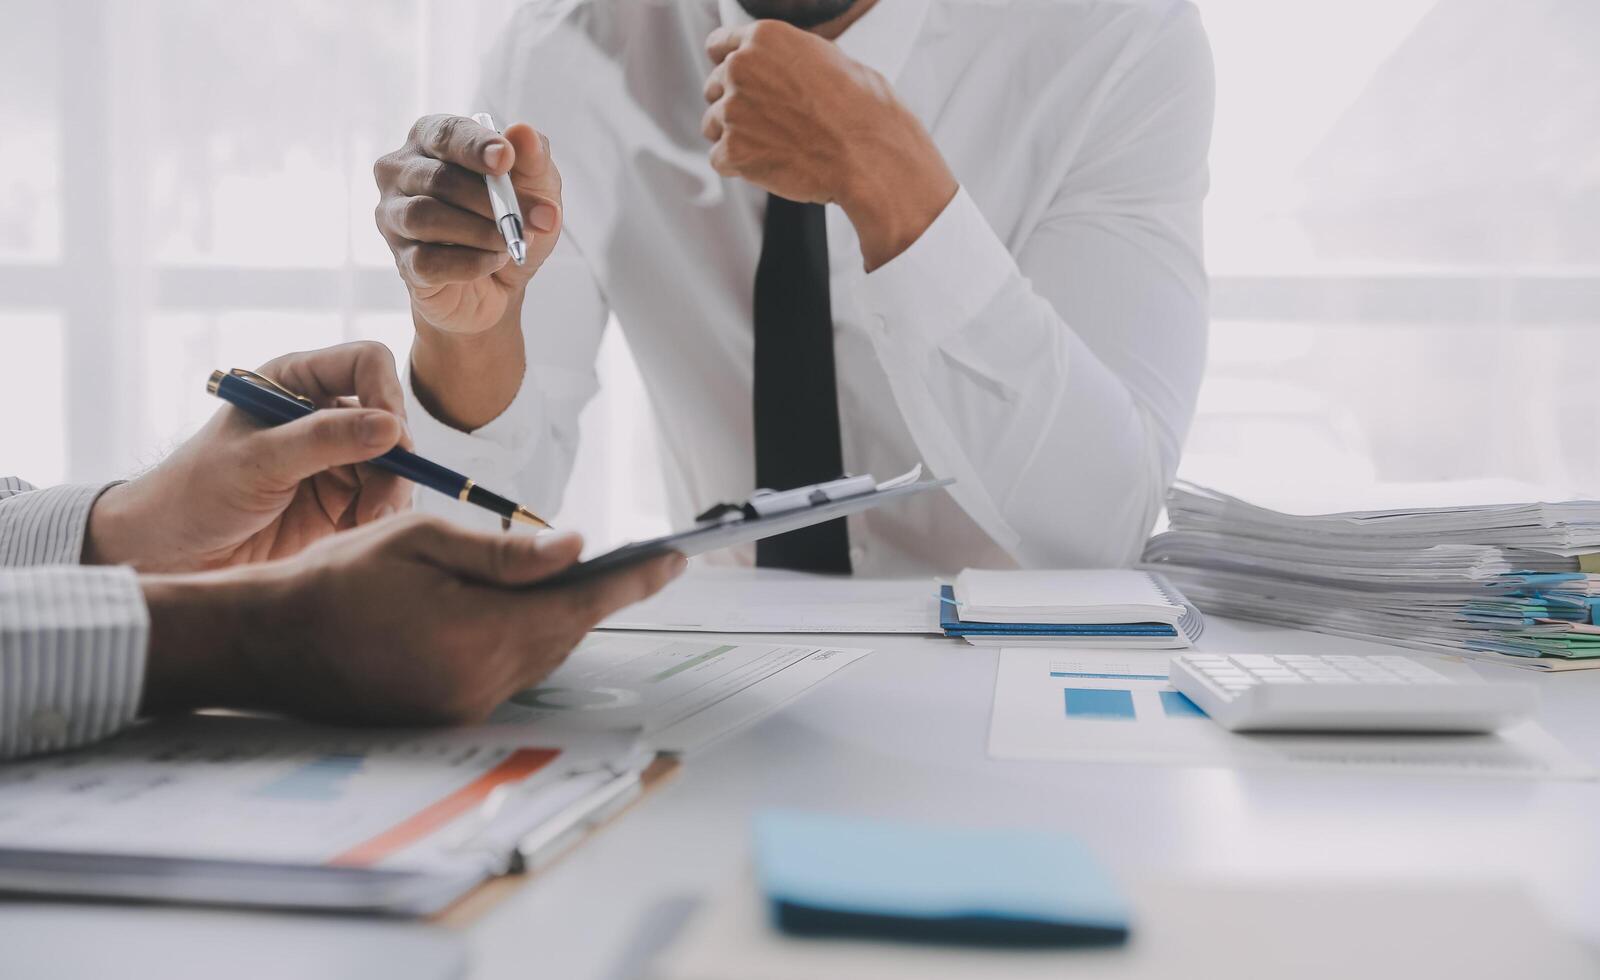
[401,356,542,531]
[0,482,117,567]
[855,185,1018,349]
[0,565,147,758]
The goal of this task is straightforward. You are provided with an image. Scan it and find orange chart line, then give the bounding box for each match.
[329,747,562,867]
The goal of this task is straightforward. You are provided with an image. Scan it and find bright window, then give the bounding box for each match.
[1,1,1594,542]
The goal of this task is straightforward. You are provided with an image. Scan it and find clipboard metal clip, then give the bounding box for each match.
[693,466,924,525]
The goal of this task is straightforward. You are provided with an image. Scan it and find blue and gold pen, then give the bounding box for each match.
[207,367,551,529]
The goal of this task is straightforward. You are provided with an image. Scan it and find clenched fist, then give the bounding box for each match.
[700,20,957,270]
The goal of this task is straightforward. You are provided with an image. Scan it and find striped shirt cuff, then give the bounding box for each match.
[0,481,113,567]
[0,565,148,758]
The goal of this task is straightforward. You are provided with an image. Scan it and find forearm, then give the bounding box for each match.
[403,239,612,527]
[836,98,957,272]
[409,295,528,432]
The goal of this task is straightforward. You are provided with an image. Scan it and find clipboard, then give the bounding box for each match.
[538,467,955,589]
[431,753,682,927]
[0,718,671,920]
[0,754,682,922]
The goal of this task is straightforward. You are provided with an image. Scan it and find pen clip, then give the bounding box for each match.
[228,368,317,409]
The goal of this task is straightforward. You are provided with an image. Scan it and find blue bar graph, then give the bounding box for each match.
[1063,688,1136,720]
[255,753,365,801]
[1159,690,1206,718]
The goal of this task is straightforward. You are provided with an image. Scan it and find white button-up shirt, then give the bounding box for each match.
[406,0,1213,575]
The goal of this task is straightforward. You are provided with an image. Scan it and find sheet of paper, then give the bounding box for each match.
[493,633,872,753]
[986,648,1594,779]
[598,567,941,633]
[0,715,640,874]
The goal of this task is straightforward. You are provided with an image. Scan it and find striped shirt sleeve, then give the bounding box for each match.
[0,477,148,758]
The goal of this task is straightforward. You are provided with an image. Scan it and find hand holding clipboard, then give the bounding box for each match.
[537,466,953,589]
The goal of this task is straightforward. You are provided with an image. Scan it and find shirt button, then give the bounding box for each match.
[29,708,68,742]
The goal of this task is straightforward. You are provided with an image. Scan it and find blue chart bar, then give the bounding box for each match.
[1051,671,1167,681]
[1063,688,1136,720]
[1160,690,1206,718]
[256,753,365,801]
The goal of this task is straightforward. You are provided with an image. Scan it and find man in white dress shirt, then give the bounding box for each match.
[0,343,680,760]
[375,0,1213,574]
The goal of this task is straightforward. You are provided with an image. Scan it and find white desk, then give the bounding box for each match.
[461,618,1600,979]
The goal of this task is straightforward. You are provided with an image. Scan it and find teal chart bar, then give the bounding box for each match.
[1159,690,1206,718]
[1051,671,1166,681]
[1063,688,1136,720]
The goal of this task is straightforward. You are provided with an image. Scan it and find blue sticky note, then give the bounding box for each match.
[753,810,1130,947]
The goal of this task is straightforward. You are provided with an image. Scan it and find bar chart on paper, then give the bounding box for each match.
[1052,656,1204,723]
[990,647,1593,779]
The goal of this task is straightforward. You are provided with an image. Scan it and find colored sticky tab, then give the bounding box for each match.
[1580,554,1600,574]
[754,810,1130,947]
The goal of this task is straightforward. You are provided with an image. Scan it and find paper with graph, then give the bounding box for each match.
[0,714,643,875]
[987,647,1591,779]
[495,634,872,753]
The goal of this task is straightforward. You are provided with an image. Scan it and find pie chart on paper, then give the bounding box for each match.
[510,686,641,711]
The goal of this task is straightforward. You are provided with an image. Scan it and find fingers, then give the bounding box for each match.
[396,242,509,289]
[550,552,688,633]
[353,470,412,524]
[259,341,410,420]
[391,157,494,218]
[701,100,726,144]
[705,24,749,65]
[250,408,404,488]
[404,519,586,587]
[702,61,728,105]
[409,113,511,175]
[378,194,506,252]
[502,123,562,235]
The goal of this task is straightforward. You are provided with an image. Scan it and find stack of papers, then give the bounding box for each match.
[942,570,1204,648]
[1142,482,1600,671]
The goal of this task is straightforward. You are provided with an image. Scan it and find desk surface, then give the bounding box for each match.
[463,618,1600,979]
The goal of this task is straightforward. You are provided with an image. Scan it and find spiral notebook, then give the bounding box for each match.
[941,570,1204,648]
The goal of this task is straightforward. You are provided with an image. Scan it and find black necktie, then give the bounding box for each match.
[753,195,852,573]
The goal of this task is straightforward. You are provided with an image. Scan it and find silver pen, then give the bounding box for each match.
[470,112,526,265]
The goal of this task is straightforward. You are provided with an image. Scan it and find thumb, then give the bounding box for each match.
[405,521,584,587]
[250,409,404,486]
[504,123,561,237]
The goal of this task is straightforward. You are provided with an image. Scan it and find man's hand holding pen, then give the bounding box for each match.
[374,115,564,433]
[86,342,415,572]
[79,342,684,728]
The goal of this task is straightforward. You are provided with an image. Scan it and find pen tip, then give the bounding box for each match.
[508,240,526,265]
[512,506,551,530]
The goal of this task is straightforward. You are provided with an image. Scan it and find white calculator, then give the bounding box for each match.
[1169,652,1537,733]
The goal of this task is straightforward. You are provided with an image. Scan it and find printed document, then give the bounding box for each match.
[495,633,872,752]
[987,648,1593,779]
